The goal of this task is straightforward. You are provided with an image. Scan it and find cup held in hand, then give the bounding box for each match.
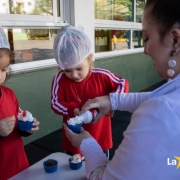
[18,121,33,131]
[67,123,82,134]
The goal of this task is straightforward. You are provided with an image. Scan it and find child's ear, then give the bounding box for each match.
[87,53,94,68]
[87,53,93,60]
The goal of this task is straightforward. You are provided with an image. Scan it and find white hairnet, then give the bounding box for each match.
[53,25,92,70]
[0,26,10,49]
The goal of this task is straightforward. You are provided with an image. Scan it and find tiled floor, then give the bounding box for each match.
[25,79,167,166]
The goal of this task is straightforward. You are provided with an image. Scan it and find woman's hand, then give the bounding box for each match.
[0,116,15,136]
[27,119,40,134]
[106,111,114,118]
[81,95,112,123]
[63,123,92,148]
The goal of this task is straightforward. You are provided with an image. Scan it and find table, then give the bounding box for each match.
[9,152,86,180]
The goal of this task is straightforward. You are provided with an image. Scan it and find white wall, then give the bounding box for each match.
[70,0,95,54]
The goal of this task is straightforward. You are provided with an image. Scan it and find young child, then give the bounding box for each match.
[0,26,40,180]
[112,34,118,51]
[51,25,129,157]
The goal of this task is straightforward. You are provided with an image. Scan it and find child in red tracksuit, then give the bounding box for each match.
[51,25,129,157]
[0,26,40,180]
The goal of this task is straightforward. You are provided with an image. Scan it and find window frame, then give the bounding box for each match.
[0,0,67,74]
[94,0,144,57]
[0,0,64,26]
[5,0,145,75]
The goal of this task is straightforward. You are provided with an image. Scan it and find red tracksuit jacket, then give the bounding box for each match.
[51,68,129,154]
[0,86,29,180]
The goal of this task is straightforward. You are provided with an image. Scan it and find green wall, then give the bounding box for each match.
[5,53,162,145]
[95,53,162,92]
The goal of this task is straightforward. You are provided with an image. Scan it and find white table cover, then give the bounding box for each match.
[9,152,86,180]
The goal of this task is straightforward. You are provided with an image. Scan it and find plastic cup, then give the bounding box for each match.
[18,121,33,131]
[69,158,83,170]
[43,159,58,173]
[67,123,82,134]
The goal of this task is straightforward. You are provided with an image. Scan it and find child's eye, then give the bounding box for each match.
[77,68,82,71]
[64,70,70,73]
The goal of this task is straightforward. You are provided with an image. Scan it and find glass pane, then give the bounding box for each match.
[95,29,143,53]
[95,29,131,53]
[1,0,53,16]
[95,0,134,22]
[136,0,145,22]
[4,28,59,63]
[132,30,143,48]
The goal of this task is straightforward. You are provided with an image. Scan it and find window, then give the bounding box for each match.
[95,0,134,22]
[1,0,53,16]
[0,0,66,66]
[94,0,145,53]
[136,0,145,22]
[95,29,131,52]
[4,28,59,64]
[27,2,32,6]
[95,28,143,52]
[133,30,143,48]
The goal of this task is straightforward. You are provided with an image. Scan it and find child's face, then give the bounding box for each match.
[64,58,91,82]
[0,54,10,86]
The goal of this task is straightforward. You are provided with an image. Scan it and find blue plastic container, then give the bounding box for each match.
[18,121,33,131]
[43,159,58,173]
[69,158,83,170]
[67,123,82,134]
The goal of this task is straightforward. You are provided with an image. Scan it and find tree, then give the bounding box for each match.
[114,0,132,21]
[32,0,53,16]
[94,0,132,21]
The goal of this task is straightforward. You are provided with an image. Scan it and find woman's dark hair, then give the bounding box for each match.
[0,48,13,81]
[145,0,180,39]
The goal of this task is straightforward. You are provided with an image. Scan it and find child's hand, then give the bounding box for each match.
[74,108,80,116]
[0,116,15,137]
[27,119,40,134]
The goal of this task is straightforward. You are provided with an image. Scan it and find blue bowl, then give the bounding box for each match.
[43,159,58,173]
[67,123,82,134]
[18,121,33,131]
[69,158,83,170]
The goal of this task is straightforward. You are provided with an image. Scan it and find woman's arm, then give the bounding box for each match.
[81,92,150,123]
[110,92,150,113]
[80,98,179,180]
